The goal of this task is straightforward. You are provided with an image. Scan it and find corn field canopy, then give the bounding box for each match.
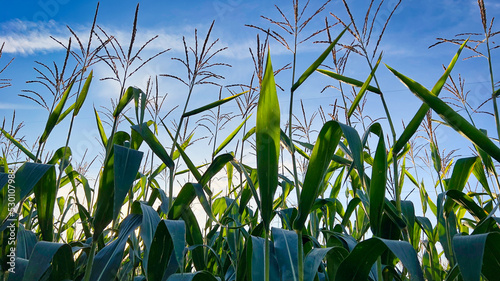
[1,0,500,280]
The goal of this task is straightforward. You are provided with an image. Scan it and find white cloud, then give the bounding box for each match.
[0,102,40,110]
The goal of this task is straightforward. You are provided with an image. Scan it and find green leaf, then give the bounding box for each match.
[445,190,487,221]
[248,235,280,281]
[113,145,143,220]
[213,114,252,157]
[316,69,382,94]
[0,128,37,161]
[453,233,500,281]
[94,107,108,147]
[347,53,382,119]
[39,79,74,144]
[388,66,500,162]
[131,122,174,169]
[93,147,115,238]
[113,86,141,117]
[294,121,342,230]
[256,51,280,231]
[183,90,247,117]
[447,157,477,192]
[304,247,349,281]
[369,124,387,237]
[392,39,468,154]
[181,207,206,271]
[33,165,56,241]
[430,142,441,174]
[90,214,142,281]
[335,237,424,281]
[73,70,93,116]
[56,102,75,125]
[22,242,74,281]
[199,153,234,190]
[291,26,348,92]
[272,227,298,281]
[16,226,37,259]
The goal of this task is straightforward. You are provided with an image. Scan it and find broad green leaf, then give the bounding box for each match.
[347,53,382,119]
[131,122,174,169]
[131,201,161,274]
[164,220,186,269]
[22,242,74,281]
[317,69,382,94]
[256,51,280,231]
[16,226,37,259]
[388,66,500,162]
[248,235,280,281]
[392,40,468,154]
[73,70,93,116]
[147,221,174,281]
[200,153,234,190]
[213,114,252,157]
[90,214,142,281]
[445,190,487,221]
[272,227,298,281]
[447,157,477,191]
[471,157,492,197]
[33,165,56,241]
[183,91,247,117]
[294,121,342,230]
[181,207,206,271]
[369,124,387,237]
[113,86,141,117]
[93,146,115,239]
[453,232,500,281]
[0,128,37,161]
[304,247,349,281]
[291,26,348,92]
[335,237,424,281]
[113,145,143,220]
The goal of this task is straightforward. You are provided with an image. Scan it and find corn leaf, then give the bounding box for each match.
[113,86,141,117]
[294,121,342,230]
[22,242,74,281]
[113,145,143,221]
[131,122,174,169]
[291,26,348,92]
[256,51,280,231]
[213,114,252,157]
[73,70,93,116]
[39,79,74,144]
[335,237,424,281]
[183,90,247,118]
[347,53,382,119]
[392,40,468,154]
[0,128,37,161]
[317,69,381,94]
[388,66,500,162]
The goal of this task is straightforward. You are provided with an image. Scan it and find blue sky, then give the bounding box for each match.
[1,0,500,204]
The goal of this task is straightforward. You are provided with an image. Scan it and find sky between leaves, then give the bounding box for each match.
[0,0,499,203]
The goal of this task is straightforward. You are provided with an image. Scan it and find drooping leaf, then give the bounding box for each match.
[113,86,141,117]
[335,237,424,281]
[22,242,74,281]
[388,66,500,162]
[90,214,142,281]
[0,128,37,161]
[131,122,174,169]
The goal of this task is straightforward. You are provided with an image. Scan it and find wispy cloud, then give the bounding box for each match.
[0,19,298,59]
[0,102,40,110]
[0,20,70,55]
